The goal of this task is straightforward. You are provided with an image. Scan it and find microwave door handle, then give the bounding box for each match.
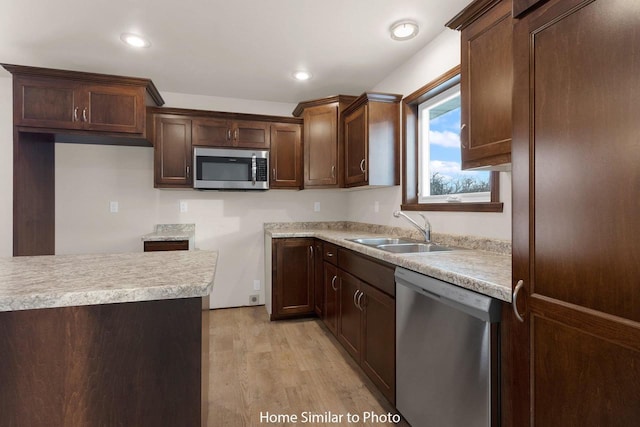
[251,155,257,185]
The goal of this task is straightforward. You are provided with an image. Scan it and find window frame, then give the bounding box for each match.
[401,66,503,213]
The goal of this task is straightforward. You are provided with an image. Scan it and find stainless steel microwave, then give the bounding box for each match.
[193,147,269,190]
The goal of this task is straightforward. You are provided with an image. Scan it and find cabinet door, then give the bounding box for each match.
[313,241,324,316]
[337,270,362,361]
[304,104,339,187]
[192,118,232,147]
[232,120,270,149]
[510,1,640,426]
[360,282,395,405]
[84,84,145,134]
[154,116,193,188]
[273,238,315,319]
[344,104,368,186]
[14,76,82,130]
[270,123,302,189]
[460,0,512,170]
[323,262,339,336]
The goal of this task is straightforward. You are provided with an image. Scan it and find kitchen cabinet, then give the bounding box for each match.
[342,93,401,188]
[153,115,193,188]
[192,118,270,149]
[5,65,162,136]
[271,238,315,320]
[143,240,189,252]
[507,1,640,426]
[293,95,357,188]
[337,247,396,404]
[323,262,339,336]
[446,0,513,170]
[270,123,302,189]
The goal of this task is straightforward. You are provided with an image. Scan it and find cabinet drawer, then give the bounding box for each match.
[338,248,395,297]
[323,243,338,264]
[144,240,189,252]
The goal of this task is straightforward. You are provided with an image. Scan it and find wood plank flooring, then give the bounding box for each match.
[207,306,406,426]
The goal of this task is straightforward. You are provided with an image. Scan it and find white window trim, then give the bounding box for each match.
[417,84,490,204]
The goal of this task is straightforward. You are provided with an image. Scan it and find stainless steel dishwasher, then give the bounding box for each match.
[395,267,502,427]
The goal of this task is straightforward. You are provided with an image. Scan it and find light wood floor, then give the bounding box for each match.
[207,306,406,426]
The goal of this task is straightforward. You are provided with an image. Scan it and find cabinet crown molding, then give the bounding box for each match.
[341,92,402,116]
[1,63,164,107]
[292,95,358,117]
[148,106,302,124]
[445,0,504,31]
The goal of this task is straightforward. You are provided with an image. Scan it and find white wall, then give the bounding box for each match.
[0,78,13,258]
[348,29,512,240]
[55,93,349,308]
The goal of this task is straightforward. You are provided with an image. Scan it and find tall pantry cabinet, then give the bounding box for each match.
[507,0,640,425]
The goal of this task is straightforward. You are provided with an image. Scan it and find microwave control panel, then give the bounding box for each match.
[257,158,268,181]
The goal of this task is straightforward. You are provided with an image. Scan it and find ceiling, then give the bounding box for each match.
[0,0,471,104]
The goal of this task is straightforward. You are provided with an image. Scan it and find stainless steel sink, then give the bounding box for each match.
[376,243,452,253]
[348,237,454,253]
[348,237,418,246]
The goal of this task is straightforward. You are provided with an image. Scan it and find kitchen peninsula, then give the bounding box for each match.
[0,250,217,427]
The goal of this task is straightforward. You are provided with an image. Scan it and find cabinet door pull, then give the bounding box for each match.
[353,289,360,308]
[272,168,276,180]
[309,245,314,258]
[186,166,190,178]
[513,280,525,322]
[73,107,79,122]
[331,275,338,291]
[326,251,334,257]
[357,291,365,311]
[82,108,88,122]
[234,129,239,141]
[460,124,467,148]
[359,159,366,173]
[331,165,336,178]
[227,129,232,140]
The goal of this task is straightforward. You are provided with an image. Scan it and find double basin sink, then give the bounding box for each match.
[348,237,453,254]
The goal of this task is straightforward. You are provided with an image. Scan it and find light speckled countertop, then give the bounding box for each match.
[142,224,196,249]
[265,222,512,302]
[0,250,217,312]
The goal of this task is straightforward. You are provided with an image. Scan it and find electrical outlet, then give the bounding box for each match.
[253,279,261,291]
[179,201,188,213]
[314,202,321,212]
[249,294,260,305]
[109,201,118,213]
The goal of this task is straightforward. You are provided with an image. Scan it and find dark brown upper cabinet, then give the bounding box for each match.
[3,64,163,143]
[270,123,302,189]
[341,93,401,188]
[293,95,357,188]
[446,0,513,170]
[192,118,270,149]
[152,115,193,188]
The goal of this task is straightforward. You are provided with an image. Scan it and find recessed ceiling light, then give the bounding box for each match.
[120,33,151,48]
[293,71,312,81]
[390,20,419,41]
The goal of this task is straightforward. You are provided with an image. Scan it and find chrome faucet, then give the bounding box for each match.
[393,211,431,243]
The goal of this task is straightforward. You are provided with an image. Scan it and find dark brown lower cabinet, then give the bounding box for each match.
[337,256,396,405]
[323,262,339,336]
[271,238,315,320]
[143,240,189,252]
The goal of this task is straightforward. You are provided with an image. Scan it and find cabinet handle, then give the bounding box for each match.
[82,108,88,122]
[326,251,334,257]
[331,165,336,178]
[513,280,525,322]
[272,168,276,180]
[359,159,366,173]
[310,245,314,258]
[186,166,190,178]
[73,107,79,122]
[353,290,360,309]
[357,291,365,311]
[460,124,467,149]
[234,129,239,140]
[331,275,338,291]
[227,129,232,140]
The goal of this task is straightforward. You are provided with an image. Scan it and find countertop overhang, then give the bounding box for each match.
[0,250,218,312]
[266,226,511,302]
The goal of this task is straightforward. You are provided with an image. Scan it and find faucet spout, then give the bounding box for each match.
[393,211,431,243]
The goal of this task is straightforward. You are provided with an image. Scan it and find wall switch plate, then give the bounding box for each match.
[374,201,380,213]
[253,279,261,291]
[179,201,188,213]
[314,202,321,212]
[109,201,118,213]
[249,294,260,305]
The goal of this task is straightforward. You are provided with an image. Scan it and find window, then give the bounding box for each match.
[401,66,502,212]
[417,85,491,203]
